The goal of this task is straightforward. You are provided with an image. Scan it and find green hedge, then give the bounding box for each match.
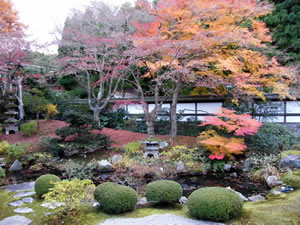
[94,182,138,214]
[145,180,182,204]
[282,174,300,189]
[0,167,5,183]
[188,187,243,222]
[34,174,61,198]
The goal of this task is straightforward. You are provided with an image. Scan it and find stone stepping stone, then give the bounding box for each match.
[14,192,35,198]
[41,202,64,209]
[4,182,35,192]
[0,215,32,225]
[13,207,34,214]
[8,200,23,207]
[22,197,33,203]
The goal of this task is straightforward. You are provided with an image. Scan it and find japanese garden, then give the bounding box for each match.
[0,0,300,224]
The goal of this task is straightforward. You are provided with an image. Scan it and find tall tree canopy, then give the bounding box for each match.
[0,0,24,32]
[129,0,295,138]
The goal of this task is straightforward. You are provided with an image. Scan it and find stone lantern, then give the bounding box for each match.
[4,94,19,135]
[143,140,160,158]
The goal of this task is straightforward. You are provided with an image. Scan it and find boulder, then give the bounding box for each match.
[137,197,148,206]
[280,155,300,170]
[179,196,188,204]
[177,161,185,171]
[0,158,6,167]
[224,164,232,172]
[0,215,32,225]
[266,176,281,188]
[98,160,113,171]
[226,187,249,201]
[8,160,22,172]
[243,159,251,172]
[111,155,122,165]
[248,195,265,202]
[159,141,169,149]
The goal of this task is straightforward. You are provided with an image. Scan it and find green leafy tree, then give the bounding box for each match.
[263,0,300,61]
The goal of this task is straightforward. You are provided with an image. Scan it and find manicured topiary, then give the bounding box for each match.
[282,174,300,189]
[34,174,61,198]
[94,182,138,214]
[145,180,182,204]
[187,187,243,222]
[0,167,5,183]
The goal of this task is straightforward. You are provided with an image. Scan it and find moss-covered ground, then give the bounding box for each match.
[0,188,299,225]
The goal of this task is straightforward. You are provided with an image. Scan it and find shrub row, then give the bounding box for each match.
[34,175,242,221]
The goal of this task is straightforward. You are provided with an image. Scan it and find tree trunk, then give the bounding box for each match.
[170,82,180,140]
[36,112,40,129]
[146,119,155,139]
[93,109,101,128]
[15,77,24,122]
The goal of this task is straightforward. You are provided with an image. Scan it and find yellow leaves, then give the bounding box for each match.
[45,104,59,120]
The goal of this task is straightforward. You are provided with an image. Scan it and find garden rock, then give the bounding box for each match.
[179,196,188,204]
[8,160,22,172]
[280,155,300,170]
[248,195,265,202]
[93,201,100,207]
[98,160,113,171]
[0,215,32,225]
[243,159,251,172]
[266,176,281,188]
[111,155,122,164]
[230,172,238,178]
[22,197,33,203]
[8,200,23,207]
[0,158,6,167]
[177,161,185,171]
[224,164,232,172]
[13,207,34,214]
[226,187,249,201]
[4,182,35,192]
[41,202,64,209]
[159,141,169,149]
[13,192,36,198]
[137,197,148,206]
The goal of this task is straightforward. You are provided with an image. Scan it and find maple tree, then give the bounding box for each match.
[58,2,133,127]
[129,0,295,139]
[199,108,262,160]
[0,0,24,33]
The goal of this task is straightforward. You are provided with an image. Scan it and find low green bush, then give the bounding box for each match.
[0,167,5,183]
[282,174,300,189]
[123,142,141,156]
[94,182,138,214]
[0,140,9,154]
[145,180,182,204]
[20,121,38,137]
[245,123,298,155]
[187,187,243,222]
[7,142,29,160]
[34,174,61,198]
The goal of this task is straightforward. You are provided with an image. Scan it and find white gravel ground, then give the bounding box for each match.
[99,214,225,225]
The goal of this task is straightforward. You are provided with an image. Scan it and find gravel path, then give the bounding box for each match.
[99,214,225,225]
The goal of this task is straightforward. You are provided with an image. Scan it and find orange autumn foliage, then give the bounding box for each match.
[131,0,295,100]
[0,0,24,32]
[199,108,262,159]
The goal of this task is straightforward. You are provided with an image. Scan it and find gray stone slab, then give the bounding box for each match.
[8,200,23,207]
[0,215,32,225]
[13,192,36,198]
[99,214,225,225]
[13,207,34,214]
[22,197,33,203]
[3,182,35,192]
[8,160,23,172]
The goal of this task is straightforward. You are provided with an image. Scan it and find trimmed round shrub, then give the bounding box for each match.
[0,167,5,183]
[187,187,243,222]
[94,182,138,214]
[282,174,300,189]
[145,180,182,204]
[34,174,61,197]
[20,121,38,137]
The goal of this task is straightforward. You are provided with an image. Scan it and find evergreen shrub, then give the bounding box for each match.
[34,174,61,198]
[94,182,138,214]
[187,187,243,222]
[145,180,182,204]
